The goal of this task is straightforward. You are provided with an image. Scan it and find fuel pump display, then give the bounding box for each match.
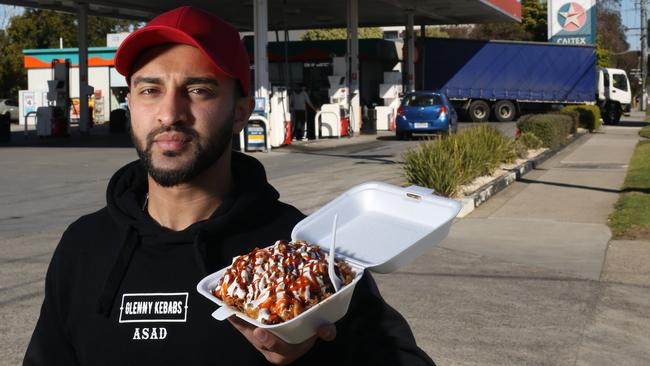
[244,97,269,152]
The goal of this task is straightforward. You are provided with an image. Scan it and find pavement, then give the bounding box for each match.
[373,112,650,365]
[1,116,649,365]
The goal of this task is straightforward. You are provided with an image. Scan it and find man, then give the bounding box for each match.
[291,86,317,141]
[24,6,435,366]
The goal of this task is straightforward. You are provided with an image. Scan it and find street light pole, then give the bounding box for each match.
[641,0,648,111]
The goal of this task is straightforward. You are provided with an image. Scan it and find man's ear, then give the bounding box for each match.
[233,96,254,134]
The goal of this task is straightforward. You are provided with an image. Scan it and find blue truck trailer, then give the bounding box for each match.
[419,38,630,124]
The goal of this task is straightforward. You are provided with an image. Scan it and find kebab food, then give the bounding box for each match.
[212,240,355,324]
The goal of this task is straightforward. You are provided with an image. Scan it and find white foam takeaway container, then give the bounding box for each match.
[197,182,461,344]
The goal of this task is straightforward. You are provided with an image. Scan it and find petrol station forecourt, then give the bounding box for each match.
[6,0,520,147]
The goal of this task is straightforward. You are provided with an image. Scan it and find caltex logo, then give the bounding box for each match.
[557,2,586,32]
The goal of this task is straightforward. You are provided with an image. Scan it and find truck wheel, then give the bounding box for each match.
[601,107,610,125]
[494,100,516,122]
[610,106,621,125]
[604,104,621,125]
[468,100,490,122]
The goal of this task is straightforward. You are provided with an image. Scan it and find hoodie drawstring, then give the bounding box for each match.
[97,225,139,317]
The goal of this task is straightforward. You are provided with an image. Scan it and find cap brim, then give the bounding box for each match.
[114,25,233,80]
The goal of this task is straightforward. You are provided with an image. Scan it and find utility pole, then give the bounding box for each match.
[641,0,648,111]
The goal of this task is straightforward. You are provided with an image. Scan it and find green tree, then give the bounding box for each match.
[419,26,449,38]
[519,0,547,41]
[470,0,547,41]
[595,35,612,68]
[438,25,474,39]
[300,27,383,41]
[0,29,20,99]
[0,8,135,98]
[595,1,628,68]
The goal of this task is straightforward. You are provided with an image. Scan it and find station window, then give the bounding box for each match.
[269,62,303,84]
[383,31,399,40]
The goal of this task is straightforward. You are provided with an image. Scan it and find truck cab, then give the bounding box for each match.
[597,68,631,124]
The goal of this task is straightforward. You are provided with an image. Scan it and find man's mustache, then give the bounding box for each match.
[145,125,200,150]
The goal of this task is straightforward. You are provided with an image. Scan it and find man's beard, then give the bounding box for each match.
[131,114,234,187]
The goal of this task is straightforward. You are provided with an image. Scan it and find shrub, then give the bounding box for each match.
[403,139,464,197]
[403,125,515,197]
[518,114,536,125]
[557,110,579,134]
[561,105,601,131]
[459,125,515,176]
[519,132,543,149]
[517,114,573,148]
[514,140,528,159]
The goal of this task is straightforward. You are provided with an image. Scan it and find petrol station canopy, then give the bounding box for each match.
[1,0,520,136]
[1,0,520,28]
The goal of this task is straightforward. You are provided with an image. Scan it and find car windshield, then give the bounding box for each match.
[404,94,442,107]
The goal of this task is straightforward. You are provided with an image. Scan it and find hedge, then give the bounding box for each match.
[557,110,579,134]
[516,114,573,149]
[519,132,543,149]
[561,105,601,132]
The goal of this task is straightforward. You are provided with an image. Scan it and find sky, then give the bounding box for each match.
[0,4,22,29]
[0,2,645,49]
[620,0,644,50]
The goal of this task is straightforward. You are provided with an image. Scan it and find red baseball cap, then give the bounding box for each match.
[115,6,250,96]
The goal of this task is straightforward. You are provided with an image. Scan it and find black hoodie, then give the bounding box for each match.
[24,151,435,366]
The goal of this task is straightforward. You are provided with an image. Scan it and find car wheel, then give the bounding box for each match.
[447,120,458,135]
[494,100,516,122]
[397,131,412,140]
[468,100,490,122]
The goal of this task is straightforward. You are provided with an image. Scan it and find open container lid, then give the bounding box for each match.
[291,182,462,273]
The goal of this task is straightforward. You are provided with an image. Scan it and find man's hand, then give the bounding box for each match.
[228,316,336,365]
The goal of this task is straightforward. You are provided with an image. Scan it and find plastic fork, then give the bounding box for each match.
[328,214,342,292]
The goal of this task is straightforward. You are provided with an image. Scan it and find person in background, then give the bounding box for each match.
[292,85,318,141]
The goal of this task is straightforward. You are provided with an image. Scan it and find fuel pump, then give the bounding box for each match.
[36,60,72,137]
[243,97,270,152]
[376,71,402,131]
[317,57,349,138]
[268,86,292,147]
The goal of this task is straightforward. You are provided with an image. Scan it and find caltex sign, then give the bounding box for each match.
[548,0,596,45]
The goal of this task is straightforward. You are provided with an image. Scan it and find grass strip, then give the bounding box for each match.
[608,140,650,239]
[640,125,650,139]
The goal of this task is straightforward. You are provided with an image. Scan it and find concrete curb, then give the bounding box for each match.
[457,131,589,218]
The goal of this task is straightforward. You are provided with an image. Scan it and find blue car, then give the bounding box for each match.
[395,91,458,140]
